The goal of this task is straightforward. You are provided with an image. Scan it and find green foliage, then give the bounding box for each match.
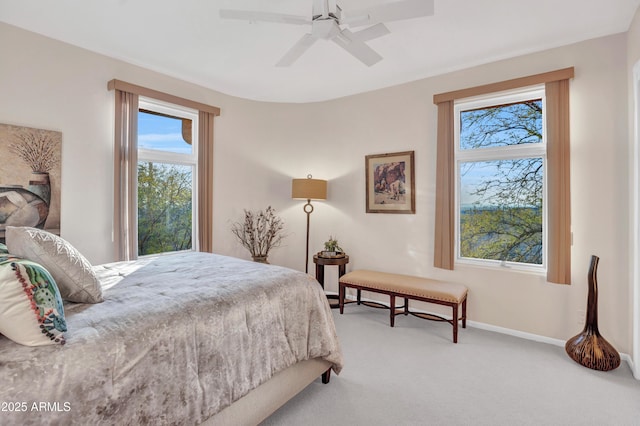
[137,162,192,255]
[460,207,542,264]
[323,236,342,252]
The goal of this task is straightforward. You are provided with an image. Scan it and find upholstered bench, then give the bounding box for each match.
[338,270,468,343]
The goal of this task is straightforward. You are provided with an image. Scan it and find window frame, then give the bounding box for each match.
[137,97,200,255]
[453,87,548,273]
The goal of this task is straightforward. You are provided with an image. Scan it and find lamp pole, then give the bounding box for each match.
[303,199,314,274]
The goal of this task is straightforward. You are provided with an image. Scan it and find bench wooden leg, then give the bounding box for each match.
[462,297,467,328]
[390,294,395,327]
[404,297,409,315]
[452,304,459,343]
[357,289,361,304]
[339,283,345,314]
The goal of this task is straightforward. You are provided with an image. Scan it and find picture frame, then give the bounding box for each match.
[365,150,415,214]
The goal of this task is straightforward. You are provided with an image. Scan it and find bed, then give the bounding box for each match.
[0,227,343,425]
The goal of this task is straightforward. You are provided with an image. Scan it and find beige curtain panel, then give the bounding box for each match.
[433,100,455,271]
[545,79,572,284]
[113,89,139,261]
[198,111,215,253]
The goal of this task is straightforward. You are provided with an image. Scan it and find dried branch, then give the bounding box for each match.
[230,206,285,257]
[8,128,60,172]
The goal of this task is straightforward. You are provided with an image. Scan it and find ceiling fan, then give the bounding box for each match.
[219,0,434,67]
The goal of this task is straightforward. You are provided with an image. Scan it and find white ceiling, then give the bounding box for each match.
[1,0,639,103]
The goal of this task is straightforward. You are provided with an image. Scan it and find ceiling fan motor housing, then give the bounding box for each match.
[312,18,340,40]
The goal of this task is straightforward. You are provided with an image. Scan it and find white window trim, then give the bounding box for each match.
[138,97,200,254]
[453,86,547,273]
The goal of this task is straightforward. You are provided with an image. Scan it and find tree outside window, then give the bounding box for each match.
[456,91,545,267]
[137,101,198,256]
[137,162,193,255]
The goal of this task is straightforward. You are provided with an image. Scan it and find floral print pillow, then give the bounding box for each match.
[0,255,67,346]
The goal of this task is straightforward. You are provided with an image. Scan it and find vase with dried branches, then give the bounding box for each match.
[9,128,60,206]
[230,206,285,263]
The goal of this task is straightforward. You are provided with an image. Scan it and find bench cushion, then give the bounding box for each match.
[340,270,467,304]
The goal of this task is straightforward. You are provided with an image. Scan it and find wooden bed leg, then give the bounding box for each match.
[322,368,331,384]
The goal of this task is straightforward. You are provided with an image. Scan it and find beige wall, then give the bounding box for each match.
[0,21,633,353]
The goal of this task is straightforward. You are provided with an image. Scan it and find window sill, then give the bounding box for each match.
[455,258,546,277]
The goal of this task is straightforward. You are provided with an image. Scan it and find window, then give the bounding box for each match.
[455,88,546,270]
[137,98,198,256]
[109,79,219,261]
[433,68,572,283]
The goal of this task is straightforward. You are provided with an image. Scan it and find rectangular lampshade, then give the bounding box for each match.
[292,178,327,200]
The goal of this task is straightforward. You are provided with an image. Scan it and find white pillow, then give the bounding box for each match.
[6,226,103,303]
[0,255,67,346]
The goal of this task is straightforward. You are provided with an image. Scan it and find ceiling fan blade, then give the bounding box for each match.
[275,34,318,67]
[352,23,390,42]
[332,29,383,66]
[220,9,309,26]
[342,0,434,27]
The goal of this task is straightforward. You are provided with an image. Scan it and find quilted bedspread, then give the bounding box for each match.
[0,252,343,425]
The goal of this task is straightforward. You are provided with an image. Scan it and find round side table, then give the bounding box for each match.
[313,254,349,309]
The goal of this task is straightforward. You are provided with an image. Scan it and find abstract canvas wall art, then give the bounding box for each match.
[0,123,62,243]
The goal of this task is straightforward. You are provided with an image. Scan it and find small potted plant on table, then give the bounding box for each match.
[321,235,344,258]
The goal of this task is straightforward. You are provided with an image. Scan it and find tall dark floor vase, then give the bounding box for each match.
[565,255,621,371]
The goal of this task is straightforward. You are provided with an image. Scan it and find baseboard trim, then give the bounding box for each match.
[340,293,636,376]
[471,320,634,374]
[467,319,565,346]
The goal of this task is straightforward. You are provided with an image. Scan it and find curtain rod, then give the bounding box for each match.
[108,79,221,116]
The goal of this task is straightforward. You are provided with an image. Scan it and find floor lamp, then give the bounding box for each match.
[292,174,327,273]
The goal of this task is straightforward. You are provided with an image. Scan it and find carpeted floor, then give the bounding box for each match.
[262,305,640,426]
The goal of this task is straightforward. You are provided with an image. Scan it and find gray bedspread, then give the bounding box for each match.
[0,252,343,425]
